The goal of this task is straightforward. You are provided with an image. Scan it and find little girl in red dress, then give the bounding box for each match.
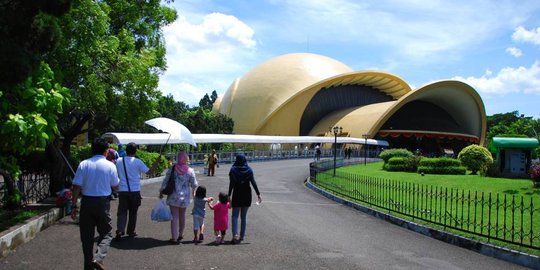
[208,192,230,245]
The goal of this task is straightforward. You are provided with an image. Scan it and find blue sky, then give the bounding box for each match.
[158,0,540,117]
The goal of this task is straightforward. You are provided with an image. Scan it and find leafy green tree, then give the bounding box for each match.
[0,1,73,209]
[43,0,176,191]
[458,145,494,175]
[0,64,70,209]
[157,94,190,121]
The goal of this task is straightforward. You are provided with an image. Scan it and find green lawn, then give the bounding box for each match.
[0,209,39,232]
[340,162,538,197]
[314,161,540,255]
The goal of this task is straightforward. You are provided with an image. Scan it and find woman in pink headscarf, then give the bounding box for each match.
[159,152,198,244]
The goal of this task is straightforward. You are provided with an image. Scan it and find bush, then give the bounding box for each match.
[136,150,168,176]
[417,157,466,175]
[379,148,414,164]
[458,145,493,175]
[387,156,420,172]
[529,164,540,188]
[70,144,168,176]
[417,166,467,175]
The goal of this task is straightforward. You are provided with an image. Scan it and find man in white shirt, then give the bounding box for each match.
[71,138,119,270]
[114,142,158,241]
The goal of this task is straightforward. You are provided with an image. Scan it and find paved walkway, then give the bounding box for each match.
[0,159,525,269]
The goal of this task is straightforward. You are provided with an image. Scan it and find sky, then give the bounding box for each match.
[158,0,540,118]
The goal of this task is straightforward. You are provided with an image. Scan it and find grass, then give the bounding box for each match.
[0,209,39,232]
[314,161,540,255]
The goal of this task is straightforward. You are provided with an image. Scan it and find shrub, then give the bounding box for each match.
[379,148,414,164]
[387,156,420,172]
[458,145,493,175]
[529,164,540,188]
[417,166,467,175]
[417,157,466,175]
[136,150,168,176]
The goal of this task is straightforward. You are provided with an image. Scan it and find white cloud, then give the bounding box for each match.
[159,12,258,105]
[263,0,537,62]
[506,47,523,57]
[512,26,540,45]
[453,61,540,95]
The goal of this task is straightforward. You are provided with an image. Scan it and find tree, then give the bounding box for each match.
[43,0,177,192]
[198,90,219,110]
[0,1,73,209]
[458,145,493,175]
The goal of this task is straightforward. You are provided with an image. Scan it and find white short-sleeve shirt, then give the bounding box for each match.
[116,156,149,192]
[73,155,119,196]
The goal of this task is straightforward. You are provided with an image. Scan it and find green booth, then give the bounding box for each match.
[490,137,539,177]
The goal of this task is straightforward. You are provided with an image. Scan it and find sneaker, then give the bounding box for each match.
[114,231,124,242]
[231,235,240,245]
[128,232,138,238]
[215,235,222,245]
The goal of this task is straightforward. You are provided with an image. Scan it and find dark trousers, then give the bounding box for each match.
[208,164,216,176]
[116,191,142,235]
[79,196,112,270]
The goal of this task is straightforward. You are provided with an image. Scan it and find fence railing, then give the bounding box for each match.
[310,168,540,251]
[17,171,55,205]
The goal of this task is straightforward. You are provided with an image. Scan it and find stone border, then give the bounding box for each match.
[0,206,63,258]
[0,175,166,258]
[306,179,540,270]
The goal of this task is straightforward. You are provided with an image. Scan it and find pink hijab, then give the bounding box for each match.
[175,152,190,174]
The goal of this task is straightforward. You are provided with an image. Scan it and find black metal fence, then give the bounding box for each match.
[311,168,540,251]
[0,171,57,208]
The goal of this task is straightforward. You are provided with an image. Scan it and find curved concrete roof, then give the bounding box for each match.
[215,53,353,134]
[214,53,486,145]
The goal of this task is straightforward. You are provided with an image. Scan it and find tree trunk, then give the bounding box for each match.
[46,141,72,195]
[0,168,19,210]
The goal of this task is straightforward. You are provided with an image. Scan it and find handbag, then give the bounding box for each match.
[161,165,176,195]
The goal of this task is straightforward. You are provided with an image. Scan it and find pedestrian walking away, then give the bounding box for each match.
[71,138,120,270]
[228,154,262,244]
[208,192,231,245]
[159,151,198,244]
[191,185,213,243]
[115,142,160,241]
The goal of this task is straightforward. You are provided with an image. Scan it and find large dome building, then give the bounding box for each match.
[213,53,486,155]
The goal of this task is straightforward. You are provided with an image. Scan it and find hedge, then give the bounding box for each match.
[379,148,414,163]
[417,166,467,175]
[386,156,418,172]
[418,157,461,168]
[417,157,466,175]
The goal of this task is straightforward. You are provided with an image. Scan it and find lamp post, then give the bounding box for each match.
[331,126,343,176]
[362,134,369,165]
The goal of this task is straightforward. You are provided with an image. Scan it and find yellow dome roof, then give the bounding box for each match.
[215,53,353,134]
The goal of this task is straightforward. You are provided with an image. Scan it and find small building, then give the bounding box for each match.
[490,137,539,177]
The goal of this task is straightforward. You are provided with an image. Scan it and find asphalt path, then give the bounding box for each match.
[0,159,524,269]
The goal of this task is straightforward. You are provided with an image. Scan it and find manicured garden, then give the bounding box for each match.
[313,160,540,255]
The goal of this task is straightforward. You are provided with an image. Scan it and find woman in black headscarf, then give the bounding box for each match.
[228,154,261,244]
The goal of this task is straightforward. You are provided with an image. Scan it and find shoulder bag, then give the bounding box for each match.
[162,165,176,195]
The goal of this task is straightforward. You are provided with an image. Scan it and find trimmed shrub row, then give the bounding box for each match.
[379,148,414,163]
[417,157,466,175]
[386,156,418,172]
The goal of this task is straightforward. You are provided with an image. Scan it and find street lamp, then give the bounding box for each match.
[331,126,343,176]
[362,134,369,165]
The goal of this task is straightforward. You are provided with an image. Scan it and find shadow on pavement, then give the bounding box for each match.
[111,237,170,250]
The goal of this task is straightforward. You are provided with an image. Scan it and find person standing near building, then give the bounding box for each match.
[71,138,119,270]
[114,142,159,241]
[228,154,262,244]
[207,149,218,176]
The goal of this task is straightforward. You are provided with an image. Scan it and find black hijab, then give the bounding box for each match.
[229,154,253,184]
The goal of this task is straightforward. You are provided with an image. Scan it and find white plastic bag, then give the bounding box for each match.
[151,199,172,222]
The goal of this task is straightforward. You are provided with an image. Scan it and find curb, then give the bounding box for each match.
[0,206,63,258]
[0,175,166,258]
[306,179,540,270]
